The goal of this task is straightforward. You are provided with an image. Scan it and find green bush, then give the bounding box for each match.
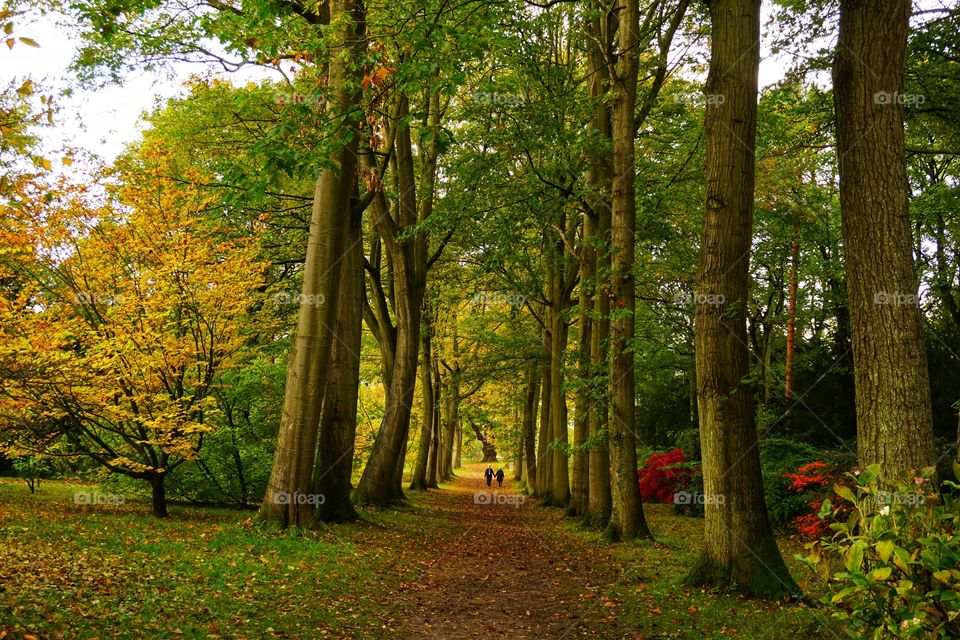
[799,465,960,639]
[674,428,701,461]
[11,456,55,493]
[759,437,822,528]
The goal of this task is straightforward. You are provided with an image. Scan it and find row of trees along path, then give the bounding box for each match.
[382,464,632,639]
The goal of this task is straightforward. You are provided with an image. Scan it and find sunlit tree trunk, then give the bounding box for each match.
[313,207,363,522]
[261,0,365,527]
[685,0,797,596]
[833,0,935,476]
[410,304,435,491]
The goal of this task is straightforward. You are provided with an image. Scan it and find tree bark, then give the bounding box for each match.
[570,256,592,517]
[453,420,462,469]
[549,311,571,506]
[355,94,429,507]
[522,361,541,493]
[833,0,935,476]
[260,0,365,527]
[785,230,799,399]
[426,369,441,488]
[685,0,797,596]
[410,303,435,491]
[606,0,650,542]
[441,374,460,480]
[150,473,168,518]
[584,0,614,530]
[313,207,363,523]
[535,323,553,499]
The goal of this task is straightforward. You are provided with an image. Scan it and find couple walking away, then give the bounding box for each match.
[484,465,505,488]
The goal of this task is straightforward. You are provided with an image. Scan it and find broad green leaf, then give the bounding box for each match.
[876,540,895,563]
[834,484,855,503]
[868,566,892,581]
[845,542,865,573]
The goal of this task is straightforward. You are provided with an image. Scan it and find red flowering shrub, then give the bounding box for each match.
[784,461,830,492]
[792,498,832,540]
[784,460,849,541]
[637,448,693,503]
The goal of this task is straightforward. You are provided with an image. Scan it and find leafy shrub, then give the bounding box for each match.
[759,437,823,528]
[799,465,960,638]
[638,448,692,503]
[674,428,701,461]
[671,460,704,517]
[11,456,55,493]
[783,461,850,541]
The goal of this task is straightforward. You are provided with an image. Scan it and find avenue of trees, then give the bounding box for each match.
[1,0,959,606]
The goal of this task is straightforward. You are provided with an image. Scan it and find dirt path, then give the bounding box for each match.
[383,464,630,639]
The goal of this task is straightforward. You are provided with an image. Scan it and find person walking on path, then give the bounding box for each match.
[484,465,494,487]
[495,468,505,488]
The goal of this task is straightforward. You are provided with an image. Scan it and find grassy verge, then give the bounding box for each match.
[554,503,840,639]
[0,479,435,640]
[1,477,838,639]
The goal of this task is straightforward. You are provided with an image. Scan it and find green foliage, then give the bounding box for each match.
[759,437,823,528]
[800,465,960,638]
[11,455,54,492]
[167,357,286,507]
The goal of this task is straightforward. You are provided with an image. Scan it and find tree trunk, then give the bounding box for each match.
[606,0,650,542]
[354,95,432,506]
[584,0,614,530]
[513,400,524,482]
[426,370,441,488]
[410,306,435,491]
[313,206,363,523]
[833,0,935,476]
[260,0,365,527]
[441,376,459,480]
[570,283,591,517]
[535,323,553,499]
[785,230,799,399]
[453,420,462,469]
[150,474,168,518]
[685,0,798,597]
[522,361,541,493]
[549,313,571,506]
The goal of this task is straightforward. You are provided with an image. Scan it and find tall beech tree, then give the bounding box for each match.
[603,0,690,541]
[833,0,936,476]
[260,0,367,527]
[606,0,650,541]
[582,0,616,529]
[685,0,798,595]
[312,207,365,522]
[355,92,436,505]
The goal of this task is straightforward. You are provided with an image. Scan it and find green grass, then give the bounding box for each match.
[0,479,427,639]
[1,478,839,639]
[558,504,840,639]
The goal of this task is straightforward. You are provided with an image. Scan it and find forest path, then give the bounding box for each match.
[382,463,633,639]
